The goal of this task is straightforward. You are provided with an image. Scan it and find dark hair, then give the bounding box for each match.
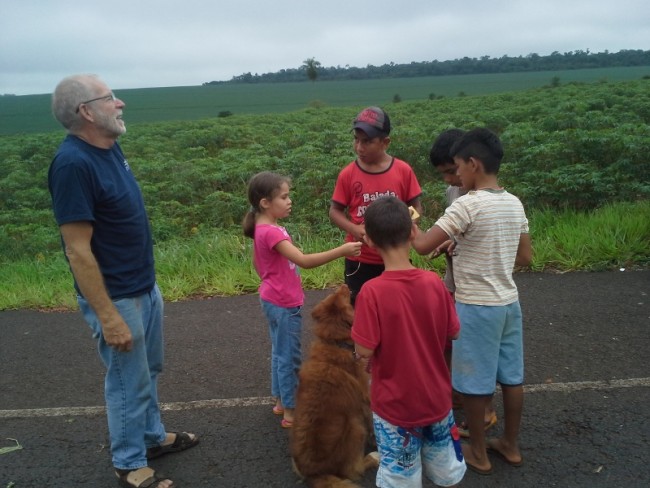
[450,127,504,174]
[429,128,465,167]
[242,171,291,238]
[364,196,412,250]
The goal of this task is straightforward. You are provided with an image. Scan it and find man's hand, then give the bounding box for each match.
[102,317,133,352]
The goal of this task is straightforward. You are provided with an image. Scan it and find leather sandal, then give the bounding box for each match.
[146,432,199,460]
[115,466,174,488]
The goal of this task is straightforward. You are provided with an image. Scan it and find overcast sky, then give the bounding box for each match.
[1,0,648,96]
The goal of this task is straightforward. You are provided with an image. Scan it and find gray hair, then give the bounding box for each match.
[51,74,98,131]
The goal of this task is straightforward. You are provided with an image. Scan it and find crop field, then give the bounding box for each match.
[1,66,649,135]
[1,76,649,308]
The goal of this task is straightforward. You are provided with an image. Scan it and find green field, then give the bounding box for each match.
[1,66,649,135]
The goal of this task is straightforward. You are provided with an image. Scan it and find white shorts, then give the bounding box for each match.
[373,410,466,487]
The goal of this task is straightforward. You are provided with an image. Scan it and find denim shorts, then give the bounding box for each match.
[452,301,524,395]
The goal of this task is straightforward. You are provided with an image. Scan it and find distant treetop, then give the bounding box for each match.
[203,49,650,85]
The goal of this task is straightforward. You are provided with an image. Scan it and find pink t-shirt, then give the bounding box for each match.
[254,224,304,307]
[351,269,460,427]
[331,158,422,264]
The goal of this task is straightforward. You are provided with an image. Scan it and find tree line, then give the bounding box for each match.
[204,49,650,85]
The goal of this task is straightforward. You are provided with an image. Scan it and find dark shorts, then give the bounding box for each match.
[344,259,385,306]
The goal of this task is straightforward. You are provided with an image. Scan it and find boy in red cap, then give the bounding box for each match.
[329,106,423,305]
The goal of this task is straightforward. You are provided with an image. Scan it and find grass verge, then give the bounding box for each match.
[0,201,647,311]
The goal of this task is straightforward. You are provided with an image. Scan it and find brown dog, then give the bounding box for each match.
[290,285,378,488]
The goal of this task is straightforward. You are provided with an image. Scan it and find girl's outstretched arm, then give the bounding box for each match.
[274,240,361,269]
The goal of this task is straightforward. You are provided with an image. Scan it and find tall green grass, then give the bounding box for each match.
[0,201,646,311]
[528,202,650,271]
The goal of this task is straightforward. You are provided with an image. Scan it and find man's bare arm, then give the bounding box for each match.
[59,222,133,351]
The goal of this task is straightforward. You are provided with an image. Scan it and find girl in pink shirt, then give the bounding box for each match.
[243,172,361,427]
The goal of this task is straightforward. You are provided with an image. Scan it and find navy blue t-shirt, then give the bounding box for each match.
[48,135,155,299]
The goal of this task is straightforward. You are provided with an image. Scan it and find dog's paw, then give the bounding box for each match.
[364,451,380,469]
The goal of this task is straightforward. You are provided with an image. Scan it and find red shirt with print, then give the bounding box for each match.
[331,158,422,264]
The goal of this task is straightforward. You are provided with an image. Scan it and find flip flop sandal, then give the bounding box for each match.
[116,466,174,488]
[272,405,284,415]
[465,459,493,476]
[281,418,293,428]
[458,412,498,438]
[486,438,524,467]
[146,432,199,460]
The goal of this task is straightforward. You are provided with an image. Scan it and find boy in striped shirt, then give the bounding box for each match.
[413,128,532,475]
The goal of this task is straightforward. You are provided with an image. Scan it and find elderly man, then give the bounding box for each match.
[48,74,198,488]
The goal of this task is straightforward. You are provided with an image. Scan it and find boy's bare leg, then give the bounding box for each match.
[461,394,492,471]
[486,397,497,423]
[503,385,523,445]
[446,347,464,409]
[487,385,523,464]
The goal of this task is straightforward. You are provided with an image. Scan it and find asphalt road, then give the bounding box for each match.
[1,270,649,488]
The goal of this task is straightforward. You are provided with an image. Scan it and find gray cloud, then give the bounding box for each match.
[0,0,648,95]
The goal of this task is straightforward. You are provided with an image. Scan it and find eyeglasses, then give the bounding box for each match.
[75,93,117,113]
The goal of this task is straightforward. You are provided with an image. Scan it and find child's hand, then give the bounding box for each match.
[341,241,363,257]
[350,223,366,242]
[430,239,456,258]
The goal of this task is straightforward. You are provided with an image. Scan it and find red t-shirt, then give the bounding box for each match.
[351,269,460,427]
[331,158,422,264]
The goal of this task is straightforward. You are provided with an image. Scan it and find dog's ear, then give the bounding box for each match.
[334,285,354,323]
[311,289,335,321]
[312,285,349,321]
[338,284,351,299]
[311,285,355,340]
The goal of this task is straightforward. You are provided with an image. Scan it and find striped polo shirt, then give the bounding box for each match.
[434,189,529,306]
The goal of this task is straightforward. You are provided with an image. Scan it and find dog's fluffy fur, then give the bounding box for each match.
[290,285,378,488]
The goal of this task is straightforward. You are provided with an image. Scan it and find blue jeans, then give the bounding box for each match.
[78,284,167,470]
[260,299,302,409]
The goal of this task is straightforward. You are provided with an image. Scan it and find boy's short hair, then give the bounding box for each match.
[353,106,391,139]
[364,196,412,250]
[450,127,504,174]
[429,128,466,167]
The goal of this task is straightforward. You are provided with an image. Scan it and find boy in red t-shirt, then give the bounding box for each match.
[329,106,422,306]
[351,196,466,487]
